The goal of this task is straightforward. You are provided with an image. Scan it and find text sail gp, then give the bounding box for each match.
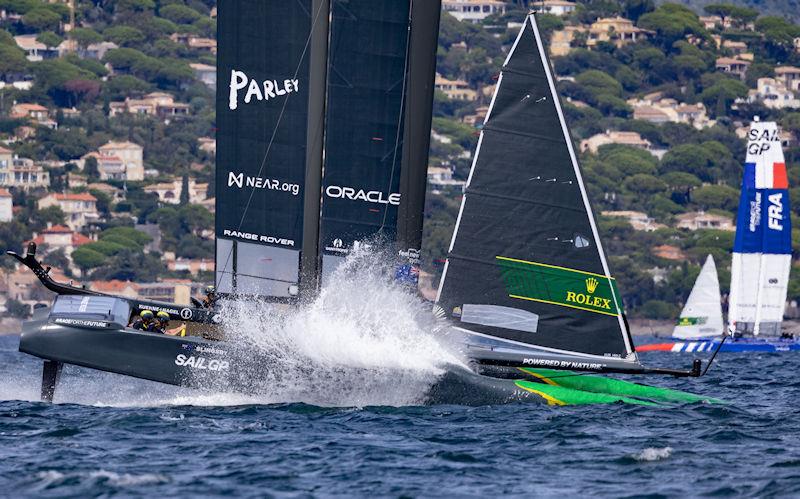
[729,119,792,336]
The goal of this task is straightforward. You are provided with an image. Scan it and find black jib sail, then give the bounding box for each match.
[435,15,637,363]
[320,0,439,276]
[215,0,328,298]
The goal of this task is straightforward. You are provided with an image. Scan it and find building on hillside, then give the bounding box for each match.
[629,98,714,129]
[5,266,68,302]
[744,78,800,109]
[775,66,800,91]
[66,172,87,188]
[435,73,477,101]
[79,41,118,60]
[549,26,585,57]
[9,103,57,129]
[716,57,751,80]
[90,280,139,299]
[190,63,216,89]
[651,244,687,261]
[676,211,734,231]
[0,189,11,222]
[97,141,144,181]
[87,182,125,201]
[169,33,217,53]
[13,35,58,61]
[28,224,92,258]
[198,137,216,155]
[580,130,652,154]
[722,40,747,55]
[699,15,723,30]
[427,166,464,189]
[137,280,206,305]
[108,92,190,121]
[462,105,490,126]
[601,211,665,232]
[37,193,99,230]
[167,257,215,275]
[442,0,506,23]
[587,17,652,49]
[530,0,576,16]
[0,156,50,189]
[144,178,209,205]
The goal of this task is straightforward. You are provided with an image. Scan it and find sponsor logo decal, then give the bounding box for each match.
[175,354,229,371]
[229,69,299,110]
[324,237,349,254]
[222,229,295,247]
[676,317,708,326]
[521,358,603,370]
[497,256,621,316]
[767,192,784,230]
[227,171,300,196]
[180,308,193,320]
[749,192,761,232]
[138,304,179,315]
[325,185,400,205]
[54,317,109,328]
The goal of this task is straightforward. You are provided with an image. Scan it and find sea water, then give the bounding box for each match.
[1,250,800,495]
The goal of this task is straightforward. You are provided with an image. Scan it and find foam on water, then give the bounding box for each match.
[633,447,673,462]
[213,244,467,406]
[0,245,467,408]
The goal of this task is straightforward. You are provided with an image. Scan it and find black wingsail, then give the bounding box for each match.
[320,0,439,278]
[215,0,328,298]
[435,15,637,364]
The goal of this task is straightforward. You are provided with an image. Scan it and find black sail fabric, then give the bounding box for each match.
[215,1,315,297]
[319,0,411,270]
[435,16,635,359]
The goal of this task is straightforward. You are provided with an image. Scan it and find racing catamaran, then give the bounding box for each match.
[640,119,798,353]
[11,9,715,405]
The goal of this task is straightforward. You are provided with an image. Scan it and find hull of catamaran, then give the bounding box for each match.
[19,312,714,406]
[639,338,800,353]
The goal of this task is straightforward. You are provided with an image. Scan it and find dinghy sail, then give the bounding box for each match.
[729,119,792,336]
[435,15,641,372]
[672,255,724,340]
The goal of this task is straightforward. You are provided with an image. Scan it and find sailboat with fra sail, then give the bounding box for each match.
[10,7,716,405]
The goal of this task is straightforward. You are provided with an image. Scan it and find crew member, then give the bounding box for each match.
[202,285,217,309]
[129,310,156,331]
[155,310,186,336]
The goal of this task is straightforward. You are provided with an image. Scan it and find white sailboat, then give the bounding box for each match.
[672,255,724,340]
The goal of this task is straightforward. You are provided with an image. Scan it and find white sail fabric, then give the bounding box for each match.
[728,120,792,336]
[672,255,723,339]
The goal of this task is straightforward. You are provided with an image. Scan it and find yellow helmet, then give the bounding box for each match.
[140,310,154,320]
[156,311,170,322]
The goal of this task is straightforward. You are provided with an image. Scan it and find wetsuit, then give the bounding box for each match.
[130,319,158,332]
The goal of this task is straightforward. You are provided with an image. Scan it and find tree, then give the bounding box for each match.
[70,27,103,49]
[23,7,62,32]
[159,3,202,24]
[0,45,28,78]
[663,172,702,204]
[84,156,100,180]
[638,4,707,48]
[104,26,145,47]
[692,185,739,211]
[5,298,30,318]
[33,206,66,228]
[179,174,190,205]
[36,31,62,49]
[72,246,106,273]
[623,174,667,195]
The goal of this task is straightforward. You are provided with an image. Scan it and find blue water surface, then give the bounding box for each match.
[1,335,799,497]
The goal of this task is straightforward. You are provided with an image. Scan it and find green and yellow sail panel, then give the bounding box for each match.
[434,13,636,361]
[496,256,623,318]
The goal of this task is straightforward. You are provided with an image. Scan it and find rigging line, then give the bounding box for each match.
[380,2,414,230]
[216,0,328,290]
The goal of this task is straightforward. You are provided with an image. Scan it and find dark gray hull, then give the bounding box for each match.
[20,319,229,388]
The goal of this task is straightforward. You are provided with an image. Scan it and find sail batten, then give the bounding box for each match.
[435,15,635,360]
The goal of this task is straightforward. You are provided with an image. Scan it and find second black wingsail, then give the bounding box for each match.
[435,15,637,363]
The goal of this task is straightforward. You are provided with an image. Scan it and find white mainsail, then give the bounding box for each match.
[728,119,792,336]
[672,255,724,340]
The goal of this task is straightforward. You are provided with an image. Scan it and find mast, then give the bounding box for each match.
[397,0,442,257]
[300,0,330,295]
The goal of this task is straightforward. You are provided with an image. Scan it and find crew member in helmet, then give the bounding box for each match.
[155,310,186,336]
[202,285,217,309]
[129,310,156,331]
